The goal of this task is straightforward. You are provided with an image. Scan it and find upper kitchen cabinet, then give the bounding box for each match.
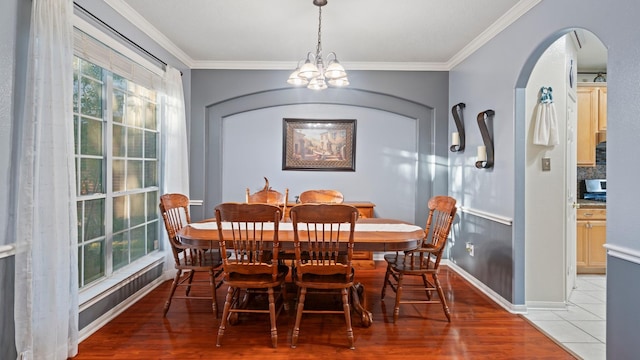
[598,86,607,131]
[577,84,607,166]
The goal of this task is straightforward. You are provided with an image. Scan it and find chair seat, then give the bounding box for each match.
[224,264,289,287]
[385,254,438,275]
[383,252,400,264]
[295,267,355,288]
[176,249,224,269]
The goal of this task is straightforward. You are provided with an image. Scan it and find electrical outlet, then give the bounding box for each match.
[542,157,551,171]
[465,242,475,257]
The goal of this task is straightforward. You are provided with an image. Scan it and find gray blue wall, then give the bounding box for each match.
[188,74,450,226]
[188,70,451,224]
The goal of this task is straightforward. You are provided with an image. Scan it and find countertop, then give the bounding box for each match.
[577,199,606,208]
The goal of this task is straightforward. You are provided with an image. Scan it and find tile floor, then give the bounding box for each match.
[524,275,606,360]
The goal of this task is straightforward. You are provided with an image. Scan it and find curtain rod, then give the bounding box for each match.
[73,2,182,75]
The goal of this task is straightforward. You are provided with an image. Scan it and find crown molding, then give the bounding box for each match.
[190,60,450,71]
[104,0,195,68]
[447,0,542,69]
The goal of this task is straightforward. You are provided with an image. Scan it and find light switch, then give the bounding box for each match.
[542,157,551,171]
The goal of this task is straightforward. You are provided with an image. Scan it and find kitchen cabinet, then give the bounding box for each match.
[598,87,607,131]
[577,84,607,166]
[576,207,606,274]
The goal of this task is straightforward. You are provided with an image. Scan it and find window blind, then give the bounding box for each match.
[73,27,162,91]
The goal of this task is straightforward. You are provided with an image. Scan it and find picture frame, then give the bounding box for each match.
[282,118,356,171]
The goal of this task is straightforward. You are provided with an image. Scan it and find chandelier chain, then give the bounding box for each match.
[316,7,323,60]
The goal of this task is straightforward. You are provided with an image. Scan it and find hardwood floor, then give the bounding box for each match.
[74,262,576,359]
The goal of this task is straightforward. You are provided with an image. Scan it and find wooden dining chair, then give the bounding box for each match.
[159,193,224,318]
[381,195,457,322]
[246,177,289,221]
[246,178,292,264]
[290,203,359,350]
[214,202,289,348]
[298,189,344,204]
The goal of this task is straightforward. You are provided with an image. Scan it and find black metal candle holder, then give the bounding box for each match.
[450,102,466,152]
[475,109,495,169]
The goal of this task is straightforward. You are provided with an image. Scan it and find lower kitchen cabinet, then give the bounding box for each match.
[576,208,606,274]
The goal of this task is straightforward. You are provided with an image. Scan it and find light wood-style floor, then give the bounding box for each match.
[73,262,576,359]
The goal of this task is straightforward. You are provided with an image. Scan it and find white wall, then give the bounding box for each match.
[524,35,575,305]
[221,104,417,223]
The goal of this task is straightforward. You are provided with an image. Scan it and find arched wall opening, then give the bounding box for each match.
[514,28,607,306]
[200,87,439,225]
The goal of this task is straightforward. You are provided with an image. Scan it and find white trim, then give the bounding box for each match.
[458,206,513,225]
[103,0,194,68]
[190,60,450,72]
[0,244,16,259]
[444,260,527,314]
[446,0,542,69]
[79,253,165,309]
[79,275,166,342]
[189,199,204,206]
[525,301,568,311]
[605,243,640,266]
[73,15,164,77]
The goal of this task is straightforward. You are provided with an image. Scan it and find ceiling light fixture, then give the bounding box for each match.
[287,0,348,90]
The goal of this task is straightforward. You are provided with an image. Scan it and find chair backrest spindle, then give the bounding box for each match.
[291,204,358,279]
[215,203,282,281]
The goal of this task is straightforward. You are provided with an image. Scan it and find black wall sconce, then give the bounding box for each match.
[475,109,495,169]
[450,102,466,152]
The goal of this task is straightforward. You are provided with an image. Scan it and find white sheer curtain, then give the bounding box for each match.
[161,65,190,271]
[13,0,78,359]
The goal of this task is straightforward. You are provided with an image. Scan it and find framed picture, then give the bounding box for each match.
[282,118,356,171]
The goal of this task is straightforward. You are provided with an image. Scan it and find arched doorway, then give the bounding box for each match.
[516,28,607,357]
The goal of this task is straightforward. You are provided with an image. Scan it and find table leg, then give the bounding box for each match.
[350,282,372,327]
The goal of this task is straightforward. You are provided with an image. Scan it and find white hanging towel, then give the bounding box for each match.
[533,86,560,146]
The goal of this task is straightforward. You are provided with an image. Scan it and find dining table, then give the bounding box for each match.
[177,217,426,327]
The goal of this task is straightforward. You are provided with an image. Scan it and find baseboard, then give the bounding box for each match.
[78,276,166,342]
[525,301,568,310]
[444,260,527,314]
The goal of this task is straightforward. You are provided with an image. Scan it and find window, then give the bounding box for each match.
[73,56,160,288]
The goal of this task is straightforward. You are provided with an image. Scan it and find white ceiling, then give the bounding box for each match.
[105,0,606,72]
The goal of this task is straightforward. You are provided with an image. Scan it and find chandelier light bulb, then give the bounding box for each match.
[287,68,309,86]
[307,76,328,90]
[328,76,349,87]
[298,58,320,80]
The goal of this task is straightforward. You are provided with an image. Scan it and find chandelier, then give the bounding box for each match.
[287,0,349,90]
